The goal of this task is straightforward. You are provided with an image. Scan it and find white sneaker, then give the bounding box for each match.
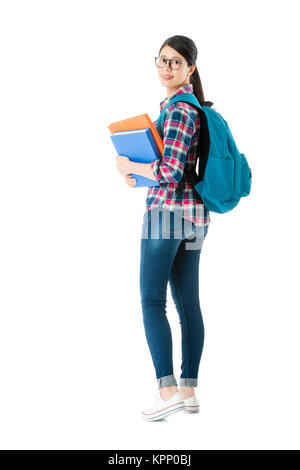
[141,391,185,422]
[182,394,200,413]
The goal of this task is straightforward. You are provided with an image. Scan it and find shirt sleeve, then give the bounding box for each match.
[150,106,195,184]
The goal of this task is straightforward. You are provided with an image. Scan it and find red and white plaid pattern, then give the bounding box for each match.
[145,84,210,227]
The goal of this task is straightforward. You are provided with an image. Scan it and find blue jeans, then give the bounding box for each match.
[140,206,209,390]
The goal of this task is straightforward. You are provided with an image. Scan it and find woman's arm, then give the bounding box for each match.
[149,106,195,184]
[129,161,157,181]
[116,107,195,183]
[116,155,157,181]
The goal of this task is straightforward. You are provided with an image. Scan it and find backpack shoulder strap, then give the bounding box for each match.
[155,93,212,197]
[156,93,203,138]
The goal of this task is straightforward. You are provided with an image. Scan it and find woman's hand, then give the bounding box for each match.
[125,174,137,187]
[115,155,132,176]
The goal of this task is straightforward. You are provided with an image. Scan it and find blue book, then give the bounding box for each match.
[111,128,160,187]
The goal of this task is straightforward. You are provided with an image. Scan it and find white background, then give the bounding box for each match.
[0,0,299,450]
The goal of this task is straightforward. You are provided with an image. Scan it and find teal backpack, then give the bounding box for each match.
[155,93,252,214]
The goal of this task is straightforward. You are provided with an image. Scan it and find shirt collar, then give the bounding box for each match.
[159,83,194,112]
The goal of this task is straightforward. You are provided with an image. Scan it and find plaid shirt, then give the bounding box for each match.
[145,84,210,227]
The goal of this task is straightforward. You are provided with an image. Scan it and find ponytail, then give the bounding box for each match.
[190,66,205,104]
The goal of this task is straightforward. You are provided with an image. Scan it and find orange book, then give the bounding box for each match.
[108,113,164,156]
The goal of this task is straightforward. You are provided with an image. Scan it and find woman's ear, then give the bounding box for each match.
[190,65,196,76]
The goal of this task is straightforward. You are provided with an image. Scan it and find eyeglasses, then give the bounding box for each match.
[154,56,185,70]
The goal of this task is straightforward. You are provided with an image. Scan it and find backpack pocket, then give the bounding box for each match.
[240,153,252,196]
[204,155,235,199]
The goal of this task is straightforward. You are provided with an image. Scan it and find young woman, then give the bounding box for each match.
[116,35,211,421]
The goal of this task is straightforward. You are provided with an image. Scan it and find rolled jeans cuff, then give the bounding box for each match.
[179,378,198,387]
[157,374,178,389]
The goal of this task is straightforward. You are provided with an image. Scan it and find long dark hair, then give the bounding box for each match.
[158,35,206,104]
